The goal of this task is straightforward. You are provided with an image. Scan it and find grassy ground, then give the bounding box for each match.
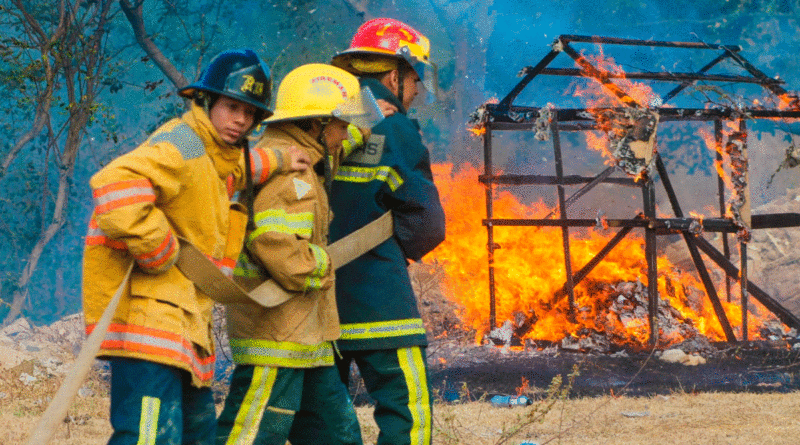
[4,365,800,445]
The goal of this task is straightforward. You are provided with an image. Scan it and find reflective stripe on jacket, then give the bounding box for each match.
[226,123,340,368]
[330,78,446,351]
[82,104,289,387]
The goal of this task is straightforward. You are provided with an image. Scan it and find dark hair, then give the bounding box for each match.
[193,91,220,110]
[293,118,319,133]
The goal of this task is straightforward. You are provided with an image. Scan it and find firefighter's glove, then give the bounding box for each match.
[342,123,367,158]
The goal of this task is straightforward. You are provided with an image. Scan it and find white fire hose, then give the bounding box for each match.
[23,262,134,445]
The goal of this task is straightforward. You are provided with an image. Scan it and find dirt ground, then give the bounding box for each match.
[4,261,800,444]
[4,369,800,445]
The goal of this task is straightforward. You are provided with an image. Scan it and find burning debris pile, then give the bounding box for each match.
[424,163,789,350]
[484,278,775,354]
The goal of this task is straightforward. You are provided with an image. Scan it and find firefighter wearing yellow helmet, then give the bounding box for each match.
[329,18,446,445]
[216,63,383,445]
[82,48,311,445]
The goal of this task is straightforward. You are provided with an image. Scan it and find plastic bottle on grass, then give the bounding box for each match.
[490,394,531,407]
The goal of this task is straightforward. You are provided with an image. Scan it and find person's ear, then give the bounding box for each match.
[381,69,401,96]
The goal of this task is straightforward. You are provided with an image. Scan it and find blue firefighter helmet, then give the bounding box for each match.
[179,48,273,117]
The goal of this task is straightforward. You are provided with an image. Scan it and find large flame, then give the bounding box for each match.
[424,163,772,348]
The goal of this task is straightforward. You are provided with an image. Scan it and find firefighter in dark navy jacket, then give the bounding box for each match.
[329,18,446,445]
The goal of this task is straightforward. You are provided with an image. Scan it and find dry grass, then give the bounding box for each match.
[5,365,800,445]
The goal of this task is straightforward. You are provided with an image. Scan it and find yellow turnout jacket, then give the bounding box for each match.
[227,122,340,368]
[82,104,290,387]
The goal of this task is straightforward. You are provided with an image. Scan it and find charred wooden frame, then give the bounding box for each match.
[473,34,800,346]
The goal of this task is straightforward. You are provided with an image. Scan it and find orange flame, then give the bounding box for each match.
[424,163,775,348]
[469,126,486,137]
[571,51,661,170]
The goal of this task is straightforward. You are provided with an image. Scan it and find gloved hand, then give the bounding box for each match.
[342,123,368,158]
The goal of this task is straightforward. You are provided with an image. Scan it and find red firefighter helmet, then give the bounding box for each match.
[331,18,437,102]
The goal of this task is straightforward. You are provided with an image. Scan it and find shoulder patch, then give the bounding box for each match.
[148,123,205,160]
[293,178,312,199]
[346,134,384,165]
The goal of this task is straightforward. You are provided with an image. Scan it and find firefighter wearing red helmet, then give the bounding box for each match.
[329,18,446,445]
[82,48,309,445]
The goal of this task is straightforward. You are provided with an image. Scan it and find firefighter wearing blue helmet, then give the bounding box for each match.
[82,48,309,445]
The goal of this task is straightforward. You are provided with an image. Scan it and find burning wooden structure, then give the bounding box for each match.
[470,35,800,346]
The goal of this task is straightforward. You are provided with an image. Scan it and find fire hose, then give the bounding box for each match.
[24,211,393,444]
[23,262,135,445]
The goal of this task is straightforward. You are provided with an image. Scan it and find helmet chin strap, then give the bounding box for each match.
[241,138,256,230]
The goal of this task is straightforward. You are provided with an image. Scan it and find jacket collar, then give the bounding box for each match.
[360,77,407,115]
[264,122,326,165]
[183,103,242,179]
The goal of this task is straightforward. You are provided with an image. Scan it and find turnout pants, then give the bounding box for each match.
[216,364,362,445]
[108,357,217,445]
[336,347,432,445]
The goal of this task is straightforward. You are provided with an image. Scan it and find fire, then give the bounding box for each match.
[424,163,773,348]
[571,51,662,177]
[468,126,486,137]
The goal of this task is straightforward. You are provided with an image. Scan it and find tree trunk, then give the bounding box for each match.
[1,0,112,326]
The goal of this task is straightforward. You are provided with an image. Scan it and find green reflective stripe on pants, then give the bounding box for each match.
[136,396,160,445]
[336,347,432,445]
[339,318,426,340]
[226,366,278,445]
[398,347,431,445]
[217,365,362,445]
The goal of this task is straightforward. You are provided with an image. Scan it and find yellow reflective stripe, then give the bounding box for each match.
[339,318,426,340]
[136,396,160,445]
[230,339,334,368]
[226,366,278,445]
[398,347,431,445]
[305,244,329,290]
[233,252,263,279]
[334,165,404,191]
[249,209,313,242]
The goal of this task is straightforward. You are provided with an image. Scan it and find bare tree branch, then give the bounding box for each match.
[119,0,188,89]
[0,0,68,178]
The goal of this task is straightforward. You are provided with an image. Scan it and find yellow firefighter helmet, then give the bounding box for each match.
[265,64,382,129]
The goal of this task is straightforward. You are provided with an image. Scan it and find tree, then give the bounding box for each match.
[0,0,115,326]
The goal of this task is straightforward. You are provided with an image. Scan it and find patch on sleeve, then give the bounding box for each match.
[346,134,384,165]
[148,123,205,160]
[293,178,312,199]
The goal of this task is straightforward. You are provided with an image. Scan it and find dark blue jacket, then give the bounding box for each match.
[329,78,446,351]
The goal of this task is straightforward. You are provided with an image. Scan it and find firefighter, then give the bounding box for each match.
[329,18,446,445]
[216,63,383,445]
[82,48,310,445]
